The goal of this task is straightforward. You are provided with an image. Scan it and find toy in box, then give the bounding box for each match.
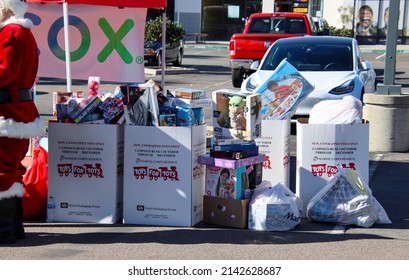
[205,165,249,199]
[212,89,262,141]
[171,88,205,100]
[66,95,102,123]
[254,59,315,120]
[165,97,212,109]
[52,91,83,116]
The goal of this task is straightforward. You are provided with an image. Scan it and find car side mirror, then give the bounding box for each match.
[250,60,260,70]
[361,61,372,71]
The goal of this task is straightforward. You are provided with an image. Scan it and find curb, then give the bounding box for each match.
[184,42,409,53]
[144,66,200,76]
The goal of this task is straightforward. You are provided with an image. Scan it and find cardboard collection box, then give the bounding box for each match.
[47,122,124,223]
[255,119,291,187]
[296,118,369,216]
[212,89,262,141]
[203,195,250,229]
[122,124,206,227]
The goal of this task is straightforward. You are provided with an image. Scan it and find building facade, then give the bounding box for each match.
[156,0,409,44]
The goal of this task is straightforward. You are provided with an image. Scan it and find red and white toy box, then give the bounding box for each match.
[122,124,206,227]
[296,118,369,216]
[47,122,124,223]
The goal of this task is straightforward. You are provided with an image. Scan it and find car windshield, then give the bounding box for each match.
[260,42,353,71]
[248,17,307,34]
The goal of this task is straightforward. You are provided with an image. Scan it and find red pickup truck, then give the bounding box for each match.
[229,12,320,87]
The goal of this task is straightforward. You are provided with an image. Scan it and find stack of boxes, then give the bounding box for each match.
[198,89,265,228]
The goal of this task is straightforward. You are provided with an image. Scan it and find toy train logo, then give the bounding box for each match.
[57,163,104,178]
[133,166,180,181]
[311,163,356,177]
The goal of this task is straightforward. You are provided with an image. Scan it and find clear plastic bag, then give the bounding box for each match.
[307,166,391,227]
[248,181,303,231]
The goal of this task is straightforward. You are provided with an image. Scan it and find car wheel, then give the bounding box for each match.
[173,49,182,66]
[232,69,244,88]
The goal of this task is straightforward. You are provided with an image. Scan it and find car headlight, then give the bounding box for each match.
[245,77,259,92]
[329,79,355,95]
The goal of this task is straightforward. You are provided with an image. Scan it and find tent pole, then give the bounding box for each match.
[161,9,166,91]
[63,2,72,92]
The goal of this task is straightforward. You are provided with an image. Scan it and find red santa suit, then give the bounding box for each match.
[0,0,44,243]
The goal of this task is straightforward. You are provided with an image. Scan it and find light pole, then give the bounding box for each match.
[376,0,402,95]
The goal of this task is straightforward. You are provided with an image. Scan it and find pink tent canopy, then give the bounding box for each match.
[26,0,167,9]
[26,0,168,90]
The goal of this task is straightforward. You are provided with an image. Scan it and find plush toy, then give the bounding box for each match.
[228,95,246,131]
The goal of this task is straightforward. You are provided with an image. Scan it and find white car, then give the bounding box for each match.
[241,36,376,118]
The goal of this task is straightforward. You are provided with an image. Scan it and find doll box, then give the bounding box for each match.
[212,89,262,141]
[205,165,248,200]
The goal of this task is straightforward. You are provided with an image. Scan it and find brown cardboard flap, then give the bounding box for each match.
[203,195,250,229]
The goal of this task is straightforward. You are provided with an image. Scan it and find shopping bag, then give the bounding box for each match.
[248,181,303,231]
[306,166,391,227]
[22,146,48,220]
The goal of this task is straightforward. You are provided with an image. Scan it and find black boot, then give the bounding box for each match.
[15,197,25,240]
[0,197,17,244]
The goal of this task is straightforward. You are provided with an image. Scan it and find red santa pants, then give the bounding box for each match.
[0,137,29,193]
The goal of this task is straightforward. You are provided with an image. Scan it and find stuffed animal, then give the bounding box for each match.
[228,95,246,131]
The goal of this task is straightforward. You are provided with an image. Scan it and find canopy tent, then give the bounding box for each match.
[26,0,167,9]
[26,0,168,91]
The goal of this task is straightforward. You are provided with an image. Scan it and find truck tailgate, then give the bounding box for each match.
[230,33,306,60]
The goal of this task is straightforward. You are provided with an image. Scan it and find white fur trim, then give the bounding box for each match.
[1,15,32,28]
[0,117,45,139]
[0,182,24,200]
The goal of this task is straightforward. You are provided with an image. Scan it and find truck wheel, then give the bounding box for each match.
[232,69,244,88]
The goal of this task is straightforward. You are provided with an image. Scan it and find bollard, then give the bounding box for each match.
[363,93,409,152]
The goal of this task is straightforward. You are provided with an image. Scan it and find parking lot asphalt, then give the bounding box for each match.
[0,42,408,261]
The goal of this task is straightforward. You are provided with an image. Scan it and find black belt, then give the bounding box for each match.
[0,89,33,103]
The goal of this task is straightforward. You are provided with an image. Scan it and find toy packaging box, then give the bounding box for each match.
[52,91,83,116]
[122,124,206,227]
[170,88,206,100]
[204,165,248,199]
[197,154,266,169]
[296,118,369,216]
[212,89,262,141]
[66,95,103,124]
[165,97,212,109]
[47,122,124,223]
[254,59,315,120]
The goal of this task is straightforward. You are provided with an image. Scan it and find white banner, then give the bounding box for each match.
[27,3,146,83]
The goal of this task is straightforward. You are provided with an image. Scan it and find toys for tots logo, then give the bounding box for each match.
[133,165,180,181]
[57,163,104,178]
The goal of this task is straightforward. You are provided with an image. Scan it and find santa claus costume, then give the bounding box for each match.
[0,0,44,243]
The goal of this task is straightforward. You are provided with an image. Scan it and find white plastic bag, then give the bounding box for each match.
[309,96,363,124]
[248,181,303,231]
[307,166,391,227]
